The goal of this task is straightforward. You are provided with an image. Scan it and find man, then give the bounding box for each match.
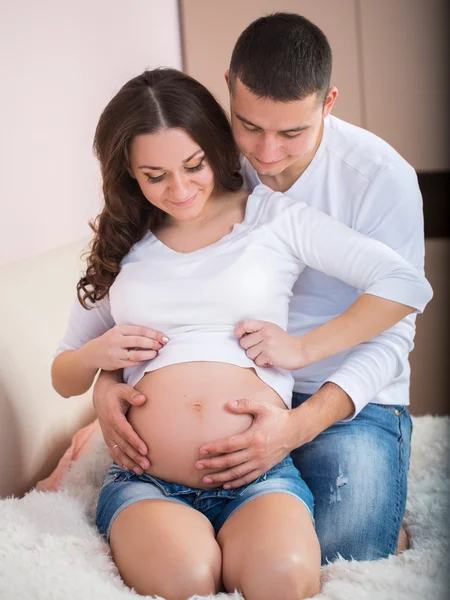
[94,13,422,563]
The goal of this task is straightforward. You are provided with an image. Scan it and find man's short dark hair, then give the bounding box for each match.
[229,12,332,103]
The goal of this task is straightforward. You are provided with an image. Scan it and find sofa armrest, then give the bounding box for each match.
[0,238,96,497]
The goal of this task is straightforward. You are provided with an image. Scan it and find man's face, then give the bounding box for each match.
[229,76,333,178]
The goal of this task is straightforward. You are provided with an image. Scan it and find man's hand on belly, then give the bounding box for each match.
[93,371,150,474]
[194,399,297,489]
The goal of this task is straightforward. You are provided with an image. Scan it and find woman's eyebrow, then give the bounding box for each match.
[138,149,203,170]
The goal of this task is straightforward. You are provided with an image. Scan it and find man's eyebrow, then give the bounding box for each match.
[138,149,203,170]
[235,113,309,134]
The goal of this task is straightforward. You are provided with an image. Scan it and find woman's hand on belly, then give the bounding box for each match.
[194,393,295,489]
[128,362,284,488]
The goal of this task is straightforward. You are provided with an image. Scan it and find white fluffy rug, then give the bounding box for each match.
[0,415,449,600]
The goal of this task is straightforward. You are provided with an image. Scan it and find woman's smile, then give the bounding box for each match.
[168,191,198,208]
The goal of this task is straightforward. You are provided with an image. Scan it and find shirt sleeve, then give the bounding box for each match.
[325,163,428,418]
[267,178,432,316]
[54,292,115,358]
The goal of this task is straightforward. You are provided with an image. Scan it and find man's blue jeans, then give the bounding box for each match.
[291,392,412,564]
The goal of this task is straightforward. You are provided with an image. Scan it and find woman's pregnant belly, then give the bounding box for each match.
[128,362,286,488]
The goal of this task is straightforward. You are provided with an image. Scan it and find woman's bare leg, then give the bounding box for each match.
[110,500,222,600]
[218,493,321,600]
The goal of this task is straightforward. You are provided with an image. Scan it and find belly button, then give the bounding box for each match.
[193,402,202,411]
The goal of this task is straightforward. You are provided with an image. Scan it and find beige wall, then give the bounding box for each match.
[180,0,449,172]
[0,0,182,267]
[181,0,364,126]
[359,0,450,171]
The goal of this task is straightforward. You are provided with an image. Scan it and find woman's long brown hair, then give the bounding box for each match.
[77,68,243,308]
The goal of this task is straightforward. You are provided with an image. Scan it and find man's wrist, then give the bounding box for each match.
[97,368,123,386]
[290,382,355,446]
[92,369,123,410]
[289,401,319,448]
[93,369,123,396]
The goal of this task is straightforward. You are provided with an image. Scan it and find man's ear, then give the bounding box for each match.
[225,69,230,91]
[323,86,339,117]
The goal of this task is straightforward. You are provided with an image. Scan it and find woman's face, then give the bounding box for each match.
[129,128,216,223]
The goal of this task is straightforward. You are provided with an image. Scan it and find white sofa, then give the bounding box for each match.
[0,238,95,498]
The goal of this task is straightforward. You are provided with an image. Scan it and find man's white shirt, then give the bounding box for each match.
[241,115,426,418]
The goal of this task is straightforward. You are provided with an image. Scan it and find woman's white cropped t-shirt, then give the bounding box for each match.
[55,184,432,407]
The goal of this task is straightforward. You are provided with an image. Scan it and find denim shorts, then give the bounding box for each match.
[96,456,314,541]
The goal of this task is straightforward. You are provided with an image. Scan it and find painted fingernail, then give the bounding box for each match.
[133,467,143,475]
[139,462,147,470]
[199,449,209,455]
[223,484,231,489]
[162,336,169,343]
[203,477,213,483]
[196,463,204,470]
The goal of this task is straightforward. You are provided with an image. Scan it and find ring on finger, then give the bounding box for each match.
[112,444,118,450]
[126,349,130,361]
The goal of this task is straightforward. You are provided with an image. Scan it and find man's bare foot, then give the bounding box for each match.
[395,524,409,554]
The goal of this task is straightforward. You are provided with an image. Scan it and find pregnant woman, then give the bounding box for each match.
[51,69,432,600]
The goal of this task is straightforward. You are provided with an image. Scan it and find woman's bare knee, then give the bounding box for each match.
[153,561,222,600]
[117,551,222,600]
[220,494,321,600]
[110,500,222,598]
[238,554,320,600]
